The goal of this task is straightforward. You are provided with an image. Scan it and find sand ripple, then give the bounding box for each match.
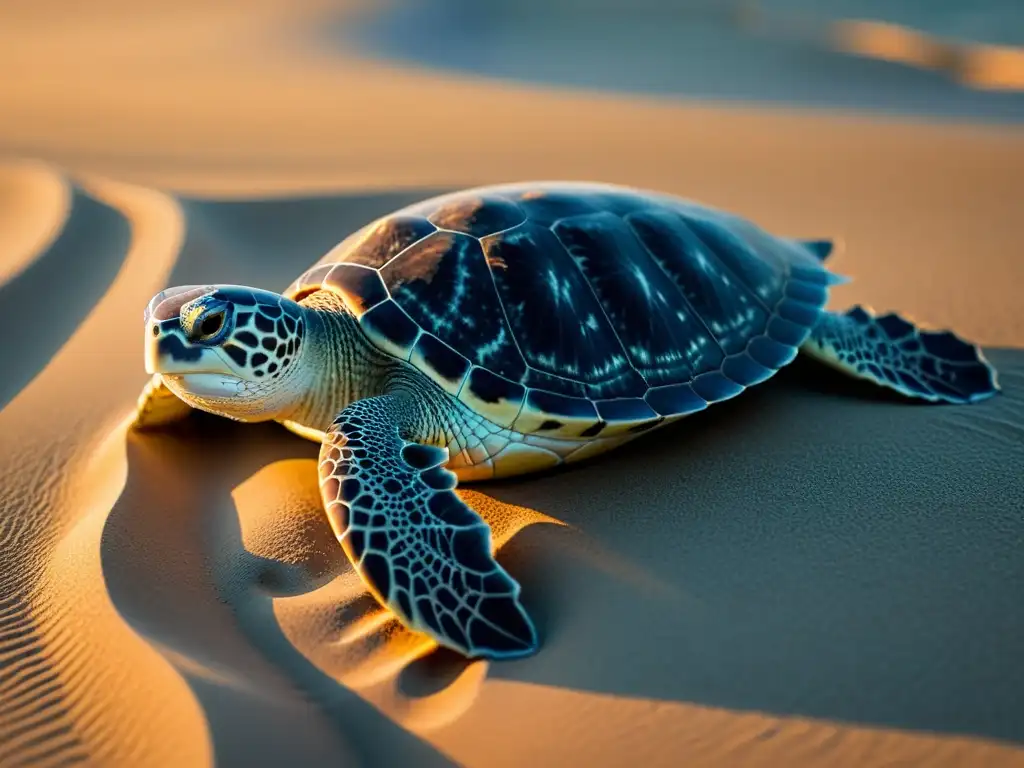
[0,169,192,767]
[0,161,69,288]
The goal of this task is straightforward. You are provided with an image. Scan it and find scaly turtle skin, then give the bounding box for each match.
[136,182,999,660]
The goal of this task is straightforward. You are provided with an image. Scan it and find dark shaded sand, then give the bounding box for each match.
[0,2,1022,766]
[112,194,1024,749]
[1,180,1020,767]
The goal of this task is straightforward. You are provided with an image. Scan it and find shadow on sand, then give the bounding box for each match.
[103,357,1024,751]
[102,416,463,768]
[486,349,1024,746]
[97,187,1024,755]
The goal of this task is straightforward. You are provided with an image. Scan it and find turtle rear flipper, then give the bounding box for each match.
[801,306,999,404]
[319,392,539,660]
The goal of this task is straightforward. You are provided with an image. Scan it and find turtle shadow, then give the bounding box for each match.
[100,349,1024,753]
[99,183,1023,748]
[784,354,933,404]
[97,184,490,763]
[475,347,1024,746]
[100,413,461,768]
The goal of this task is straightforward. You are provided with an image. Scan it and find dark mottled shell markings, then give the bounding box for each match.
[359,300,420,361]
[482,223,643,397]
[409,332,472,395]
[324,263,390,315]
[379,232,527,378]
[285,183,837,437]
[554,211,710,388]
[427,195,526,237]
[335,216,437,270]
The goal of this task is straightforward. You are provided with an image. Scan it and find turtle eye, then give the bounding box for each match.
[199,311,225,339]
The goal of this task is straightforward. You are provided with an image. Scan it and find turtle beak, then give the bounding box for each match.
[143,285,234,377]
[145,324,232,376]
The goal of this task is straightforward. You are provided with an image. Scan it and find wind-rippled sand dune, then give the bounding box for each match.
[1,2,1023,767]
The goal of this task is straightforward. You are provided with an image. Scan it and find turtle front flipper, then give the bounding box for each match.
[801,306,999,404]
[319,393,538,660]
[132,373,193,429]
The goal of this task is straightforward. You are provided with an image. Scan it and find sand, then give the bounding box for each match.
[0,2,1022,767]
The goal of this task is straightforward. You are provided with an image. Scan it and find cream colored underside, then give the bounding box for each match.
[282,412,678,483]
[446,429,643,482]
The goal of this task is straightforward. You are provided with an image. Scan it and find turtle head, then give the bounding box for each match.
[144,285,315,421]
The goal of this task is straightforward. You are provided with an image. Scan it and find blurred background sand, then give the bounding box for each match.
[0,2,1022,767]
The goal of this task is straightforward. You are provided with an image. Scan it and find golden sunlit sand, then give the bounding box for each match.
[1,2,1022,767]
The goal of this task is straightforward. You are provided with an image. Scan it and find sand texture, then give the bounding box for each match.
[1,2,1023,767]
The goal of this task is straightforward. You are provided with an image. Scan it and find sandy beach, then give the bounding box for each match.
[1,2,1022,766]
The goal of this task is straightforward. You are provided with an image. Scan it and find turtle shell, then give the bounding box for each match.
[284,182,836,439]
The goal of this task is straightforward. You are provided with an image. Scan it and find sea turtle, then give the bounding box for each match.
[135,182,999,660]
